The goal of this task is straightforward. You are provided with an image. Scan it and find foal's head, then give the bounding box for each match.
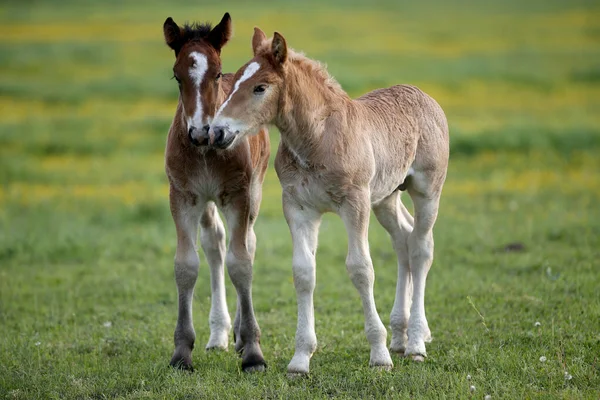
[164,13,232,146]
[209,28,288,149]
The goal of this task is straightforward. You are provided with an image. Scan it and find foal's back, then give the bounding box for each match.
[354,84,449,200]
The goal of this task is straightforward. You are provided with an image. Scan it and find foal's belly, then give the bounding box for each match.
[281,167,408,213]
[276,141,409,213]
[192,175,223,203]
[369,169,408,205]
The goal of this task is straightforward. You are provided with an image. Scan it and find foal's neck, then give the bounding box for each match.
[276,59,351,164]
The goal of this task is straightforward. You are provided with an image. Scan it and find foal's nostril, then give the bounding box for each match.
[214,127,225,144]
[188,126,201,146]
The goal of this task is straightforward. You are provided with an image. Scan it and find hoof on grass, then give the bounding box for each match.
[169,358,194,372]
[205,344,228,352]
[410,354,426,362]
[371,363,393,371]
[243,364,266,373]
[287,371,308,379]
[241,353,267,373]
[389,346,406,355]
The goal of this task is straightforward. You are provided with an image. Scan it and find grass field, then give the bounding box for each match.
[1,0,599,398]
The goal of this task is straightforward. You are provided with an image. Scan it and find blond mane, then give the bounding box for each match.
[256,40,348,100]
[288,49,348,99]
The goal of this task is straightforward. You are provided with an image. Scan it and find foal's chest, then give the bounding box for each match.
[276,146,349,213]
[191,172,223,201]
[297,177,332,210]
[169,163,243,209]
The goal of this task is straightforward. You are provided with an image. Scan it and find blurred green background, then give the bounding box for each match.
[1,0,599,398]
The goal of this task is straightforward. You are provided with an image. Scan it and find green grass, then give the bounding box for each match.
[1,0,599,398]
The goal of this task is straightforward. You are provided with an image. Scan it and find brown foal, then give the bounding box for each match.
[163,14,270,372]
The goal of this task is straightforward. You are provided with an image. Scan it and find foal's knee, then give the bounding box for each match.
[408,233,434,271]
[292,252,315,293]
[346,256,375,289]
[174,253,199,289]
[225,249,252,287]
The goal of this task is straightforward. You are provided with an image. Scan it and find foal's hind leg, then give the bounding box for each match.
[223,197,266,372]
[169,188,201,370]
[340,192,393,369]
[373,191,414,355]
[199,202,231,350]
[405,181,442,360]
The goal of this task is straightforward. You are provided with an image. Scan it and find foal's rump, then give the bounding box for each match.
[356,84,449,199]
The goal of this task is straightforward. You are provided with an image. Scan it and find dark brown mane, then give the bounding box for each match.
[180,22,213,44]
[164,15,231,55]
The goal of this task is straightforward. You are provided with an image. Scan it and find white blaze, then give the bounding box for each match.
[187,52,208,128]
[214,61,260,119]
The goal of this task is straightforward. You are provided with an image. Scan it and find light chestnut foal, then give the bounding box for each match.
[209,28,449,375]
[163,14,269,372]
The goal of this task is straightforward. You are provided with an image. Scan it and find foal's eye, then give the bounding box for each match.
[253,84,267,94]
[215,72,222,81]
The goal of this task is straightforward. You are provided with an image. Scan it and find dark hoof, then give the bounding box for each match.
[241,353,267,373]
[244,364,266,373]
[170,355,194,372]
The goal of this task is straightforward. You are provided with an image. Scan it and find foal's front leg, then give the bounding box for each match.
[283,196,322,375]
[233,205,258,353]
[339,194,393,369]
[169,188,201,370]
[223,200,266,372]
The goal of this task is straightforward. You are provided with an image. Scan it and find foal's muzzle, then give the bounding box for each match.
[188,125,210,147]
[209,126,236,149]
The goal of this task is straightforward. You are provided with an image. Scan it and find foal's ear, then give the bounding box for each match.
[208,12,232,52]
[272,32,288,65]
[163,17,183,54]
[252,27,267,55]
